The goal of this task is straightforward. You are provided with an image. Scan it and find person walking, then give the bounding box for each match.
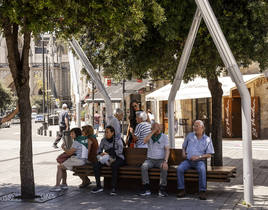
[94,111,101,137]
[53,104,69,149]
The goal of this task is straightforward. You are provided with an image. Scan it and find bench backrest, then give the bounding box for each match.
[123,148,183,166]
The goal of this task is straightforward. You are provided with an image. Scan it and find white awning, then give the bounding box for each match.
[145,74,262,101]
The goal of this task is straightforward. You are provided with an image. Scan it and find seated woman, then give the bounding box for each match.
[91,125,125,196]
[51,127,88,192]
[78,125,99,188]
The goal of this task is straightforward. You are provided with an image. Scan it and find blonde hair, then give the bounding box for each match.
[82,125,94,136]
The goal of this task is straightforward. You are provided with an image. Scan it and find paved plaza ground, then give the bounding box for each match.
[0,122,268,209]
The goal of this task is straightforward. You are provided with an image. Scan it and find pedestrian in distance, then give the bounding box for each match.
[53,103,69,149]
[50,128,89,192]
[176,120,215,200]
[139,122,170,197]
[94,111,101,137]
[91,125,125,196]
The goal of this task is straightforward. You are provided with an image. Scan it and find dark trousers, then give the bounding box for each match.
[54,126,66,144]
[93,158,125,189]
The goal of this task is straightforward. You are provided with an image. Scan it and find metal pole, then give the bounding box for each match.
[42,35,45,116]
[92,82,94,127]
[46,56,49,123]
[195,0,253,205]
[121,79,126,139]
[68,50,81,127]
[69,38,113,124]
[168,9,202,148]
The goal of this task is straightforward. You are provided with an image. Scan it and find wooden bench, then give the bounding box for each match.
[73,148,236,193]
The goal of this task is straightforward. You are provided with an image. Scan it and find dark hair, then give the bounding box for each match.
[70,127,82,138]
[105,125,115,135]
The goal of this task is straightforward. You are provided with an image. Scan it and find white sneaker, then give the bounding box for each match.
[50,186,62,192]
[60,184,68,190]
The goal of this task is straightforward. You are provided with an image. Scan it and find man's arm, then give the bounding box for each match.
[161,145,170,170]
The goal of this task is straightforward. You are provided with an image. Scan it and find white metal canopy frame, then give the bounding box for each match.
[168,0,253,205]
[69,38,113,124]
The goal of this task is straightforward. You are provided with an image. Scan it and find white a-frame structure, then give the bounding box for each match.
[168,0,253,205]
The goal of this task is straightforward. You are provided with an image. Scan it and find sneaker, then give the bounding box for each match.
[110,188,117,196]
[60,184,68,190]
[53,143,58,149]
[158,190,168,197]
[91,186,103,194]
[139,190,151,196]
[50,186,62,192]
[199,191,207,200]
[176,189,185,198]
[79,181,91,189]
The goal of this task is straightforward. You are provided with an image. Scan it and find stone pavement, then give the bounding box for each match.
[0,124,268,209]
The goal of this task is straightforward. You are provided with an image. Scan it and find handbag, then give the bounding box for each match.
[56,152,70,164]
[105,137,116,158]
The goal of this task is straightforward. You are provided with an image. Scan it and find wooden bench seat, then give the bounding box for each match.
[73,148,236,193]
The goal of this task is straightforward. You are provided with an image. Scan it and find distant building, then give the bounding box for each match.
[0,33,71,108]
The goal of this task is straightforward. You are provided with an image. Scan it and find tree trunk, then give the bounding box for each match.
[3,22,35,199]
[207,74,223,166]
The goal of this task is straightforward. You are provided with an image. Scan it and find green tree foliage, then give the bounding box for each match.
[0,0,165,198]
[0,82,12,110]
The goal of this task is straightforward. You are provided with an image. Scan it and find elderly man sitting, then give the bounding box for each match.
[139,123,170,197]
[176,120,214,200]
[130,111,151,148]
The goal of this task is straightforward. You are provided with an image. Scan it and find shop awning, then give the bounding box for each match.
[145,74,262,101]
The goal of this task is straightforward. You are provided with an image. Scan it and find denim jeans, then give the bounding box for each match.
[177,160,206,191]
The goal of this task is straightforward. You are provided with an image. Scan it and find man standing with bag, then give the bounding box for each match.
[53,104,69,149]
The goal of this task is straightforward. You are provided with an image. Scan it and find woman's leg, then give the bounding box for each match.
[62,167,67,185]
[111,158,125,189]
[56,164,64,186]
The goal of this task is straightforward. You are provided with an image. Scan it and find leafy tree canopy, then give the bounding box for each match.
[79,0,268,82]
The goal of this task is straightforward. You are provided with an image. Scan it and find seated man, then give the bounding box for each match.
[176,120,214,200]
[139,123,170,197]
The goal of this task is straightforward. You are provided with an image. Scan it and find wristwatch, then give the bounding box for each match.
[199,155,202,159]
[164,159,168,163]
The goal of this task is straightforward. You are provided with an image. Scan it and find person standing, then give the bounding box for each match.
[94,111,101,137]
[176,120,214,200]
[53,104,69,149]
[129,111,151,148]
[139,123,170,197]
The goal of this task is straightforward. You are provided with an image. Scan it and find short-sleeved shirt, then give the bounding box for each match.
[147,133,169,159]
[134,122,151,148]
[108,116,121,141]
[71,141,86,160]
[182,132,215,160]
[59,110,69,127]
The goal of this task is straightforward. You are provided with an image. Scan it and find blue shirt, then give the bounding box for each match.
[182,132,214,160]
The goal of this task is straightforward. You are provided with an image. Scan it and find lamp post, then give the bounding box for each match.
[42,35,45,117]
